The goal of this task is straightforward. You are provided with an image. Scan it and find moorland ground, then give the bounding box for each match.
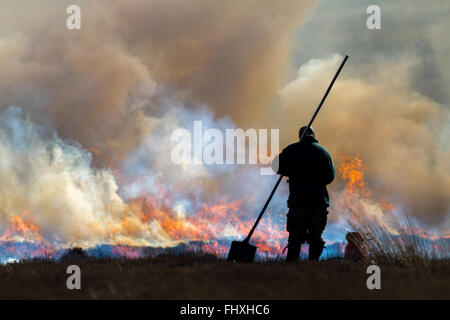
[0,253,449,299]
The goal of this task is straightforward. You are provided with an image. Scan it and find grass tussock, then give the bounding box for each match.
[338,208,449,268]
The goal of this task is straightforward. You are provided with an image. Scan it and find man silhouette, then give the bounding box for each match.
[272,126,335,261]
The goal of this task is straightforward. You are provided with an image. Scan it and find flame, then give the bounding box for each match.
[2,152,447,262]
[338,155,396,214]
[135,192,286,256]
[1,211,43,242]
[0,211,55,260]
[336,156,449,256]
[335,155,401,235]
[339,156,370,197]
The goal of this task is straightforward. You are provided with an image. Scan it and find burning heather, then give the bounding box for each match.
[0,1,449,263]
[0,109,447,263]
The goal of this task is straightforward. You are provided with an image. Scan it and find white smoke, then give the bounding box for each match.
[0,106,177,247]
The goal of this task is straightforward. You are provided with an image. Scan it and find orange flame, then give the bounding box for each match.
[1,211,43,242]
[124,176,286,256]
[337,155,397,225]
[339,156,370,197]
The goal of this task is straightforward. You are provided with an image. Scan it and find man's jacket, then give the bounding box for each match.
[273,136,335,208]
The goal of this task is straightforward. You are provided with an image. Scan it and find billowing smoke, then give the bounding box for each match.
[0,0,448,252]
[278,54,450,225]
[0,0,318,158]
[282,0,450,227]
[0,106,179,247]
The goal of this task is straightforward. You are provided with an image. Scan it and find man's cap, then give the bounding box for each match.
[299,125,315,138]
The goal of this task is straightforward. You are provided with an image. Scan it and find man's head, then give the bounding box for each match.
[299,126,315,140]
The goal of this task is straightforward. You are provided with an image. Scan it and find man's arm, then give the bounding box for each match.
[271,149,290,176]
[321,147,335,184]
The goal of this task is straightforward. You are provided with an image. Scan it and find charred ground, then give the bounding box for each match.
[0,252,448,299]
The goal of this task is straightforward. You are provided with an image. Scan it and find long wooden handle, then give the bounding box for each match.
[244,54,349,243]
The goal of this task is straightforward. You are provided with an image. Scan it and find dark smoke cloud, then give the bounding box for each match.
[0,0,318,155]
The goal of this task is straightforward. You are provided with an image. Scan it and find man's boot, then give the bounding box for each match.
[286,243,301,262]
[308,240,325,261]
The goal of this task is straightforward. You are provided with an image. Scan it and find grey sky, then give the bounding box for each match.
[293,0,450,105]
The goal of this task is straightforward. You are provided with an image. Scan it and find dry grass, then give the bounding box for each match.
[0,252,448,299]
[338,207,449,268]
